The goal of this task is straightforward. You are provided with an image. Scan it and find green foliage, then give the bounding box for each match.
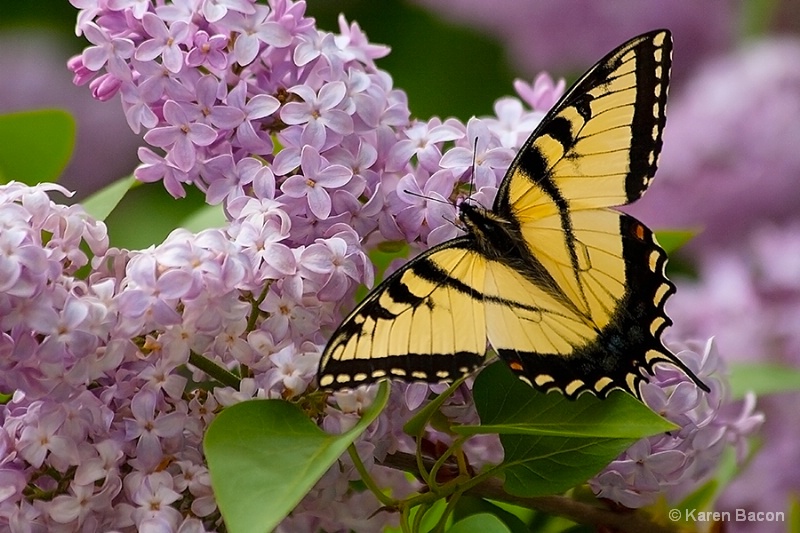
[180,203,227,232]
[654,229,697,254]
[0,110,74,185]
[728,362,800,399]
[467,363,674,498]
[80,175,138,221]
[452,496,530,533]
[204,383,389,533]
[789,494,800,533]
[448,513,512,533]
[102,182,207,249]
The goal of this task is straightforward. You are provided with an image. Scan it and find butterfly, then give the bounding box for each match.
[317,29,709,399]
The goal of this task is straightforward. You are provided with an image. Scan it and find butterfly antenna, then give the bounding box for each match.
[467,137,478,199]
[402,189,450,204]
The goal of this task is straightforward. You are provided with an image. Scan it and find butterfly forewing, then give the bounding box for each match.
[495,30,671,218]
[318,239,487,389]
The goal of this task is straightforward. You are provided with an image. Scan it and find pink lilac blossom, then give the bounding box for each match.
[0,1,759,530]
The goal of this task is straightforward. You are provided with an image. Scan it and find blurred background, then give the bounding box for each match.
[2,1,799,530]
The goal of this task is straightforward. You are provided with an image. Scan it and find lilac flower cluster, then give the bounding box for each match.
[665,223,800,528]
[590,338,763,508]
[0,0,761,530]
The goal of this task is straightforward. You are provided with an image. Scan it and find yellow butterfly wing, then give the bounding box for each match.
[488,29,706,397]
[318,238,601,391]
[318,239,487,389]
[318,29,708,398]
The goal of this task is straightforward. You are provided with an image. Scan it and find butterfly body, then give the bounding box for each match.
[317,30,709,399]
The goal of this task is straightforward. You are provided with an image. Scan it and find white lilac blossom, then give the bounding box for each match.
[0,0,760,530]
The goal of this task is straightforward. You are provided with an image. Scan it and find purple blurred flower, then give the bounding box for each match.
[627,38,800,254]
[410,0,738,81]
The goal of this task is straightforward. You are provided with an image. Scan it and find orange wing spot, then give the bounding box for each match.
[509,361,524,371]
[634,223,645,240]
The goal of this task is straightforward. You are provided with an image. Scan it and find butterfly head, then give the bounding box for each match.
[457,200,519,259]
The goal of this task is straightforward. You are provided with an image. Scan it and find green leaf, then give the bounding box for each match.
[180,203,227,232]
[728,362,800,399]
[0,109,75,184]
[103,182,207,249]
[458,363,675,438]
[453,496,530,533]
[448,513,511,533]
[654,229,697,254]
[470,363,672,498]
[81,175,138,221]
[205,383,389,533]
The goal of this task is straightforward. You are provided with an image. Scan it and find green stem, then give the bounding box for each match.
[348,444,396,508]
[379,451,679,533]
[415,433,431,488]
[427,435,466,487]
[188,351,241,389]
[434,491,464,533]
[411,503,429,533]
[246,281,272,332]
[399,505,412,533]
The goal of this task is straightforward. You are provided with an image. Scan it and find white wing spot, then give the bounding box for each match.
[594,377,613,392]
[565,379,585,396]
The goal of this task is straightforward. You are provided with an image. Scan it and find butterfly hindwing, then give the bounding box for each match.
[490,209,680,398]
